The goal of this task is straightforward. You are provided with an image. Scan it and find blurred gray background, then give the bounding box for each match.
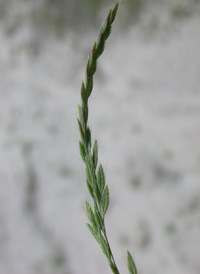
[0,0,200,274]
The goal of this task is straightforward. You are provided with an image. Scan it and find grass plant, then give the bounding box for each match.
[77,2,137,274]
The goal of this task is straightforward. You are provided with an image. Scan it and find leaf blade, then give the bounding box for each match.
[127,251,137,274]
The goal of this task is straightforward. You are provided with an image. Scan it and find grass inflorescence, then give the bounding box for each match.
[78,2,137,274]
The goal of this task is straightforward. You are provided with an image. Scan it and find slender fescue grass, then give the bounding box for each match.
[78,2,138,274]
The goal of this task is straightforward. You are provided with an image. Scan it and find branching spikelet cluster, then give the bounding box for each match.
[78,2,137,274]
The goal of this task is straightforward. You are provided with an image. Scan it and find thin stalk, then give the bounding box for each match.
[102,224,120,274]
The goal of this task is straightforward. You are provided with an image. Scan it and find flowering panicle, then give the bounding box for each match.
[78,2,137,274]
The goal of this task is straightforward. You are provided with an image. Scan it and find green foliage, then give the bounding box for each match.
[97,164,106,192]
[101,185,110,216]
[127,251,138,274]
[92,140,98,170]
[78,2,138,274]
